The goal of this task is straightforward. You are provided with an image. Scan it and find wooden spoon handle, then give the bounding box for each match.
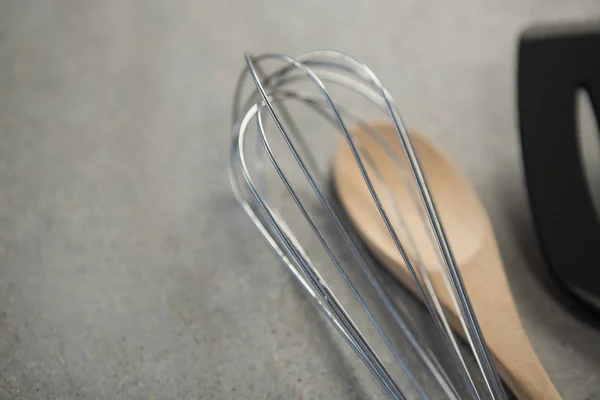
[458,236,561,400]
[368,236,561,399]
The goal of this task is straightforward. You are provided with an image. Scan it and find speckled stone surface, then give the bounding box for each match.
[1,1,600,399]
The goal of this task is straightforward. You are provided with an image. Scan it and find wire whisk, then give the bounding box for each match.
[229,51,508,400]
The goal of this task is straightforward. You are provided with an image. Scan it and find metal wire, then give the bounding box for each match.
[229,50,508,400]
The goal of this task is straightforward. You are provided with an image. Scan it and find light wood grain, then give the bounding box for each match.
[333,122,561,400]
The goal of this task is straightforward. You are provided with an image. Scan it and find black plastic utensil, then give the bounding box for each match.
[518,22,600,314]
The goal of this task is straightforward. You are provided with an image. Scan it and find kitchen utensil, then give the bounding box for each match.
[229,50,509,399]
[518,22,600,315]
[334,122,562,400]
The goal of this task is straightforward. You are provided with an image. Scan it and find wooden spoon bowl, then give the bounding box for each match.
[333,122,561,400]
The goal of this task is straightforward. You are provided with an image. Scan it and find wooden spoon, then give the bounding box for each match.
[332,122,561,400]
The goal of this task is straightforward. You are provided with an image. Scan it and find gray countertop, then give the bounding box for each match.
[2,1,600,399]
